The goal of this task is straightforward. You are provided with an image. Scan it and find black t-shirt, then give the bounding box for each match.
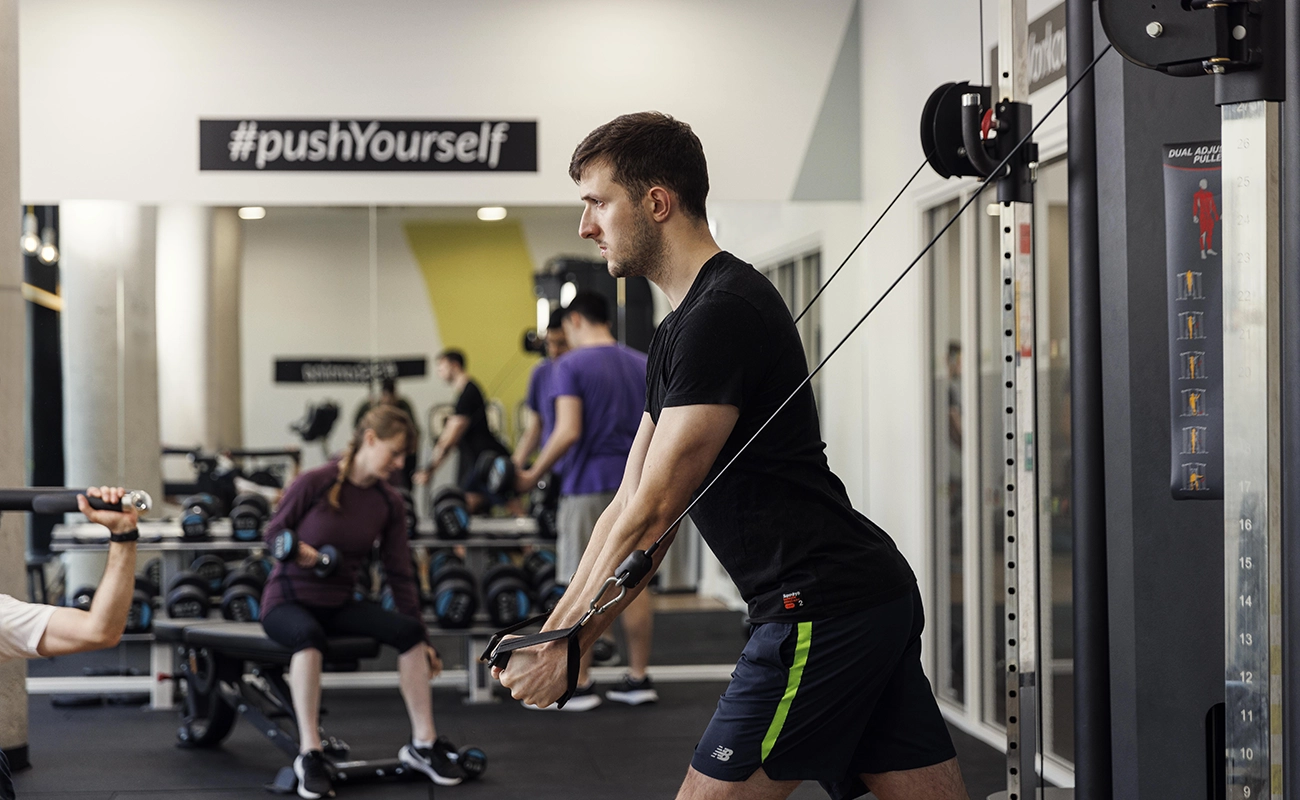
[453,379,508,481]
[646,251,915,623]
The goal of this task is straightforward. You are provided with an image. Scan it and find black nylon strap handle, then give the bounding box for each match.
[481,620,583,708]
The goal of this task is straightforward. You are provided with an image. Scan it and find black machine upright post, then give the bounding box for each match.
[1281,0,1300,797]
[1067,1,1113,798]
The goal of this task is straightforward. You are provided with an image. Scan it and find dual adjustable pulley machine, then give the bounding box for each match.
[1097,2,1287,799]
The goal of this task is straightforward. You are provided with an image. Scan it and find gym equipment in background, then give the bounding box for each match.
[430,487,470,539]
[229,492,272,542]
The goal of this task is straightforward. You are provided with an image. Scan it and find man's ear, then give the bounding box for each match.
[646,186,673,223]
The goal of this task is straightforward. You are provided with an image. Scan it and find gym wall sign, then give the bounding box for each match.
[275,358,427,384]
[199,119,537,171]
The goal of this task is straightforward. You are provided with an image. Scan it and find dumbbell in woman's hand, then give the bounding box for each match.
[270,530,338,578]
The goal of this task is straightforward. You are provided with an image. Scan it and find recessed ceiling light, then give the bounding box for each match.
[238,206,267,220]
[477,206,507,221]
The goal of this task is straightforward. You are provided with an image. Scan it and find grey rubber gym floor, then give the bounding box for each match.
[15,609,1009,799]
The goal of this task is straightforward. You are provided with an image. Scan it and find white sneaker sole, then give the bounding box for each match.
[398,745,464,786]
[293,758,328,799]
[606,689,659,705]
[523,688,603,711]
[560,693,602,711]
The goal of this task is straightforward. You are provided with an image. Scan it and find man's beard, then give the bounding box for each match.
[606,209,664,281]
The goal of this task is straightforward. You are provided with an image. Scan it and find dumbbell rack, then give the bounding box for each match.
[50,516,547,709]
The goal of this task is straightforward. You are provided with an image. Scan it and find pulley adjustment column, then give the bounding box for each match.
[996,0,1044,798]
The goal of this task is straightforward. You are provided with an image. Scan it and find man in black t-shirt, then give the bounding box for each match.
[417,349,508,512]
[495,114,970,800]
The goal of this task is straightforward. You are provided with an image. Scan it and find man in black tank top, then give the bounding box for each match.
[494,114,970,800]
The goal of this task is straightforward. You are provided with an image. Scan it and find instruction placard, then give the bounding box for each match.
[1163,140,1223,500]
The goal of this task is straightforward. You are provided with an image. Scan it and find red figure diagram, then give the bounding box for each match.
[1193,178,1219,259]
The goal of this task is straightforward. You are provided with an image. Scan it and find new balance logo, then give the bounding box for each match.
[711,746,734,762]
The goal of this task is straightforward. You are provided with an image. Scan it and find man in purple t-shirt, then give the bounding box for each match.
[512,307,569,472]
[516,290,654,710]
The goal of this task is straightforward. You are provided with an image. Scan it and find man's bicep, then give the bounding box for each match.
[636,405,739,515]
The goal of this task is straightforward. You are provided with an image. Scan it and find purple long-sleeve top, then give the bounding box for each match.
[260,462,425,635]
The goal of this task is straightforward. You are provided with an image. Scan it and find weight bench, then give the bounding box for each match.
[156,620,422,793]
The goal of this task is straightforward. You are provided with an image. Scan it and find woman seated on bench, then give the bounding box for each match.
[261,405,464,798]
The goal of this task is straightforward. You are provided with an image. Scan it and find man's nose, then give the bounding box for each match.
[579,209,597,239]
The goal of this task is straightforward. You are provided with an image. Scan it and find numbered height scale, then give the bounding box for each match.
[1221,99,1282,800]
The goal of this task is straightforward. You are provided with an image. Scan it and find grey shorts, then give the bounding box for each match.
[556,491,617,582]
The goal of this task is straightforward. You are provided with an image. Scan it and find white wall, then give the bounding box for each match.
[239,205,597,469]
[20,0,854,205]
[709,201,868,507]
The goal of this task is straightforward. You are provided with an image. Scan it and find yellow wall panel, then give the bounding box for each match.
[404,220,539,443]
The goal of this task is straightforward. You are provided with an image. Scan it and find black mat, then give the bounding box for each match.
[16,683,1007,800]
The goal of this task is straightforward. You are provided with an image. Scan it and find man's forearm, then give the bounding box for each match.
[528,428,577,479]
[41,540,137,655]
[547,491,674,642]
[434,416,468,459]
[549,490,627,618]
[512,421,541,467]
[563,512,677,650]
[91,541,137,643]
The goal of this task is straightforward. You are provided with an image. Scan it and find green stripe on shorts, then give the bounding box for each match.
[760,620,813,762]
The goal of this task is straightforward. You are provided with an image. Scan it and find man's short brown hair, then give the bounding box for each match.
[569,112,709,221]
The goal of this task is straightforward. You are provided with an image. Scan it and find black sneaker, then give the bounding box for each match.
[399,739,465,786]
[293,750,332,799]
[605,674,659,705]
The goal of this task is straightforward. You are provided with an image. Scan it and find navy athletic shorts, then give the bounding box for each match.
[691,585,955,799]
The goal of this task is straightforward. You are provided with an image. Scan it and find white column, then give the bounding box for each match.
[156,205,243,452]
[0,0,26,763]
[60,202,161,496]
[59,202,162,597]
[155,205,213,449]
[210,208,243,449]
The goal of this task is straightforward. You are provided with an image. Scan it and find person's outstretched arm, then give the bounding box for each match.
[37,486,140,656]
[496,404,738,707]
[512,410,542,469]
[517,396,581,490]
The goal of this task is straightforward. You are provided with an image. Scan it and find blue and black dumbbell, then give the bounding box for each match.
[522,550,564,613]
[180,494,221,540]
[474,452,518,498]
[435,736,486,780]
[165,572,211,619]
[431,487,471,540]
[220,568,265,621]
[429,552,478,629]
[229,492,272,542]
[482,564,533,627]
[270,529,338,578]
